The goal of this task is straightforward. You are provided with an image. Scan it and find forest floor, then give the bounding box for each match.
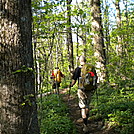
[60,88,115,134]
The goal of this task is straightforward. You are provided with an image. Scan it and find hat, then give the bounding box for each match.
[79,55,86,65]
[80,61,85,65]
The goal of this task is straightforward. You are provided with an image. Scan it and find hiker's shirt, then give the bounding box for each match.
[72,65,96,91]
[72,66,82,83]
[73,66,92,108]
[52,69,64,83]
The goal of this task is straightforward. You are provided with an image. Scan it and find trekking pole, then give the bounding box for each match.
[68,85,71,105]
[95,84,99,106]
[68,69,73,106]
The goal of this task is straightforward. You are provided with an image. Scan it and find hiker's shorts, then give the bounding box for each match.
[77,89,94,109]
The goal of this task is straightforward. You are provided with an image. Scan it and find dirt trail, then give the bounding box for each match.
[60,88,113,134]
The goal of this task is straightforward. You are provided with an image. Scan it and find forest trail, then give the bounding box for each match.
[60,88,114,134]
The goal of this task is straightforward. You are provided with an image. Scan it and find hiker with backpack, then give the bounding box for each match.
[51,67,65,94]
[69,55,97,133]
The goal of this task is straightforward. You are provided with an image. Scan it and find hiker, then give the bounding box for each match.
[69,55,97,133]
[51,67,65,94]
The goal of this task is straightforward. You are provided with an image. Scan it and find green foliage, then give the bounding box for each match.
[12,65,33,74]
[21,94,35,106]
[108,110,134,134]
[32,1,134,133]
[38,94,76,134]
[90,85,134,134]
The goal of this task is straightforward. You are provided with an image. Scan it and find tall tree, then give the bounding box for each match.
[114,0,122,55]
[0,0,39,134]
[90,0,107,83]
[66,0,74,72]
[103,0,110,81]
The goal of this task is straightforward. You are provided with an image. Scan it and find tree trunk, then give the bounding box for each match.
[115,0,122,55]
[90,0,106,83]
[66,0,74,72]
[103,0,110,82]
[0,0,39,134]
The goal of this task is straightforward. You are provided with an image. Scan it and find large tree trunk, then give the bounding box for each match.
[90,0,106,83]
[0,0,39,134]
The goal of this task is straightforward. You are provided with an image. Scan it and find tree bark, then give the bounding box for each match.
[66,0,74,72]
[90,0,106,83]
[115,0,122,55]
[0,0,39,134]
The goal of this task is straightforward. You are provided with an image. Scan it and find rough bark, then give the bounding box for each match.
[0,0,39,134]
[66,0,74,72]
[115,0,122,54]
[90,0,106,83]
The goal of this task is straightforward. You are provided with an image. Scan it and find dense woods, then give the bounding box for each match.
[0,0,134,134]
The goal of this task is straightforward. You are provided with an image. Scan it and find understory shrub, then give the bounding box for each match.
[38,94,76,134]
[90,86,134,134]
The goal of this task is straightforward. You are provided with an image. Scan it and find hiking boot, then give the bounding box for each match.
[76,118,83,123]
[83,124,89,133]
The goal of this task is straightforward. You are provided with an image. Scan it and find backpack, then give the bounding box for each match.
[78,63,97,91]
[53,69,62,82]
